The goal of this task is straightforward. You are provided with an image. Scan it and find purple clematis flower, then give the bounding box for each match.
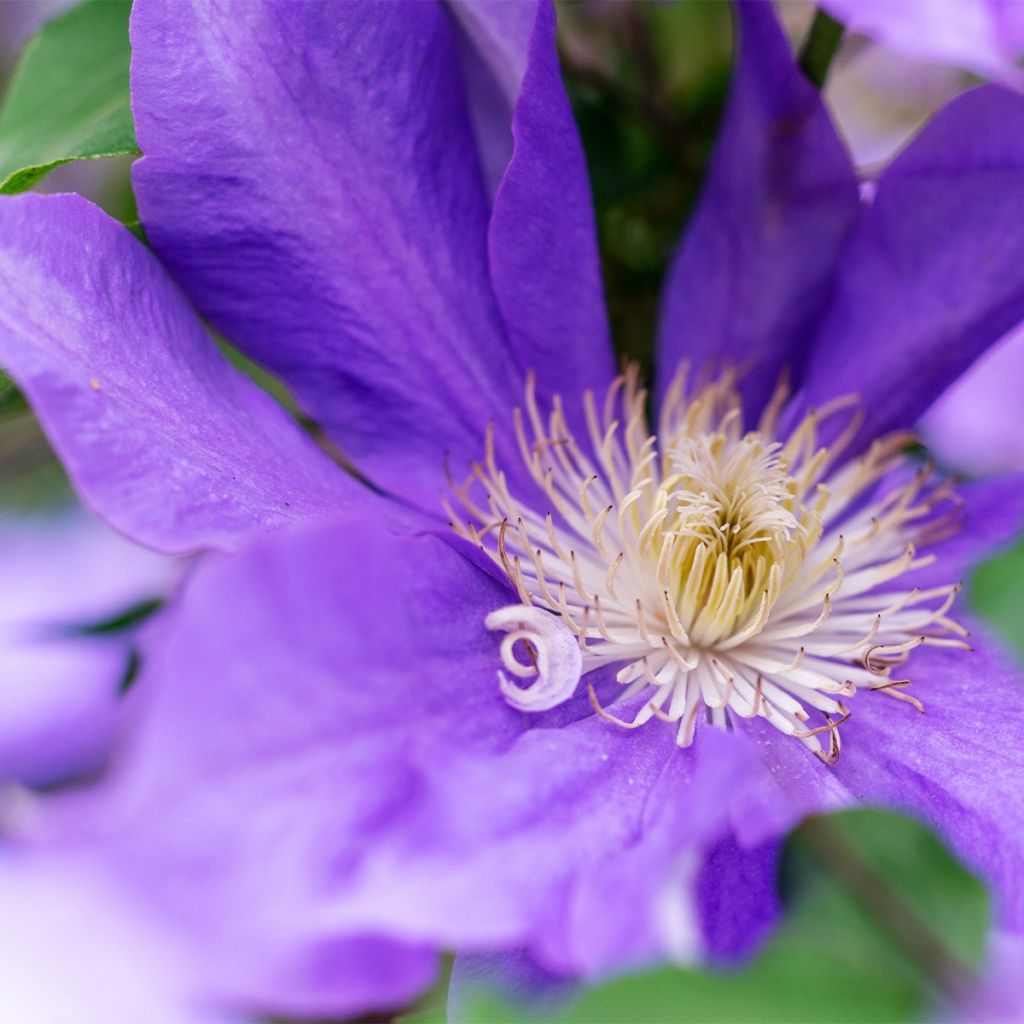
[2,0,1024,1017]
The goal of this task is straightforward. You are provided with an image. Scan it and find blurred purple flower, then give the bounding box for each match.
[0,844,239,1023]
[823,41,967,170]
[922,323,1024,474]
[821,0,1024,82]
[0,508,175,786]
[0,0,1023,1017]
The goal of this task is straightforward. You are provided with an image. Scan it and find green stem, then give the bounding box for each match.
[796,816,977,1001]
[798,8,845,89]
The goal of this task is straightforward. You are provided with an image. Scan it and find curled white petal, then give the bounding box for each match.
[485,605,582,712]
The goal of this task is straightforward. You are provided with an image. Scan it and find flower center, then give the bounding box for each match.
[447,366,966,763]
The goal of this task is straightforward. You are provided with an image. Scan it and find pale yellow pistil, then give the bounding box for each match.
[446,366,966,764]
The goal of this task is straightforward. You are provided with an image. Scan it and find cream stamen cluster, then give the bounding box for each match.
[447,367,966,763]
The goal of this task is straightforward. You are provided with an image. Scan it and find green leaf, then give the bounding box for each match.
[462,809,989,1024]
[0,0,137,194]
[971,534,1024,658]
[74,596,164,637]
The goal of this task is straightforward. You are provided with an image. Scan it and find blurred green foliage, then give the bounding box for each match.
[558,0,732,373]
[971,536,1024,657]
[462,809,989,1024]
